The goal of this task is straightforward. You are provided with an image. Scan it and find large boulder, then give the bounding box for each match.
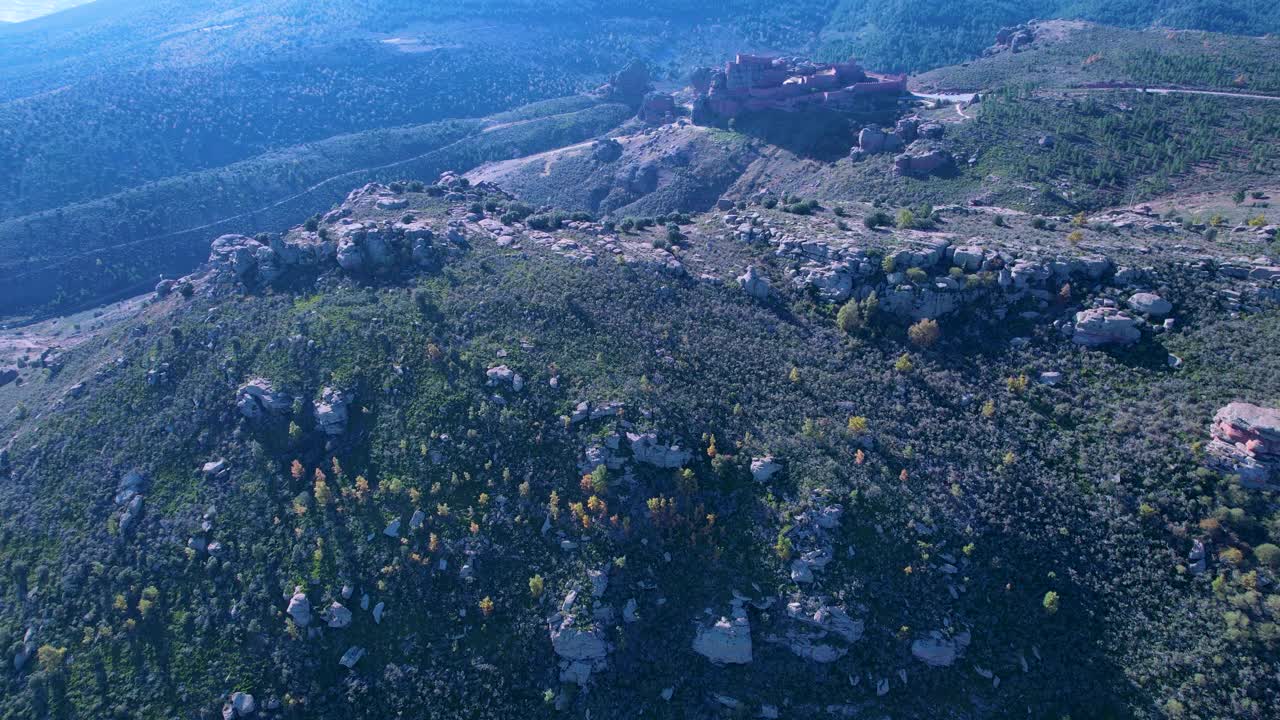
[1072,308,1140,346]
[326,602,352,629]
[313,387,352,436]
[236,379,292,421]
[339,646,365,669]
[894,143,953,176]
[693,601,752,665]
[627,433,692,468]
[751,456,783,483]
[1207,402,1280,487]
[911,630,971,667]
[486,365,524,392]
[286,588,311,627]
[738,266,771,300]
[549,592,609,685]
[1128,292,1172,316]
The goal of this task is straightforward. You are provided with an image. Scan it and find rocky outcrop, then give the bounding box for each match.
[210,235,284,286]
[911,630,971,667]
[236,379,292,421]
[738,265,771,300]
[207,183,462,288]
[638,92,676,123]
[894,142,953,176]
[115,470,147,534]
[486,365,524,392]
[222,692,255,719]
[1207,402,1280,488]
[596,59,651,105]
[1071,308,1140,346]
[327,602,352,629]
[1127,292,1172,316]
[693,599,753,665]
[986,23,1038,55]
[313,387,352,436]
[627,433,692,468]
[851,117,940,162]
[751,456,783,483]
[549,591,609,685]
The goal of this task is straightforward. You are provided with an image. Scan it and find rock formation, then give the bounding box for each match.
[236,379,292,421]
[693,599,753,664]
[737,265,771,299]
[1071,307,1141,346]
[314,387,352,436]
[1207,402,1280,488]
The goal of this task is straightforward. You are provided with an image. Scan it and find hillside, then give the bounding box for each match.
[0,168,1278,719]
[1,7,1280,720]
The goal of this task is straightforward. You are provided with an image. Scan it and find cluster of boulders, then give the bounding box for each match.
[626,432,692,469]
[1207,402,1280,488]
[236,378,293,422]
[549,589,611,684]
[114,470,147,534]
[780,233,1114,321]
[985,23,1039,55]
[767,597,864,664]
[187,504,223,557]
[850,116,947,172]
[313,386,352,436]
[205,181,468,289]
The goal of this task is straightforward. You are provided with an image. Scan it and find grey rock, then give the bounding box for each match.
[738,265,771,300]
[750,456,782,483]
[1072,308,1140,346]
[327,602,352,629]
[1128,292,1172,316]
[693,602,752,664]
[287,588,311,627]
[339,646,365,669]
[314,386,352,436]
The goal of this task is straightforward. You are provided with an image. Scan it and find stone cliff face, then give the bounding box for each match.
[1209,403,1280,488]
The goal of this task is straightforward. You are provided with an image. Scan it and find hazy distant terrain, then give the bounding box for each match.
[0,0,94,23]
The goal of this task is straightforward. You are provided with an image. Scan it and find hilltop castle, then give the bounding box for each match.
[690,54,907,124]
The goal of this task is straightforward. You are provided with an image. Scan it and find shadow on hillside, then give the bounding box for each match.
[729,109,859,162]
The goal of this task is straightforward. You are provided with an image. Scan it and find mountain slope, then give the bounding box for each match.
[0,171,1277,719]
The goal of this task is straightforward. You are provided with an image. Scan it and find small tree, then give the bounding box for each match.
[908,319,940,348]
[589,465,609,495]
[529,574,545,599]
[479,596,495,617]
[1043,591,1060,615]
[37,645,67,673]
[894,354,914,373]
[895,208,916,230]
[774,532,794,561]
[1253,543,1280,568]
